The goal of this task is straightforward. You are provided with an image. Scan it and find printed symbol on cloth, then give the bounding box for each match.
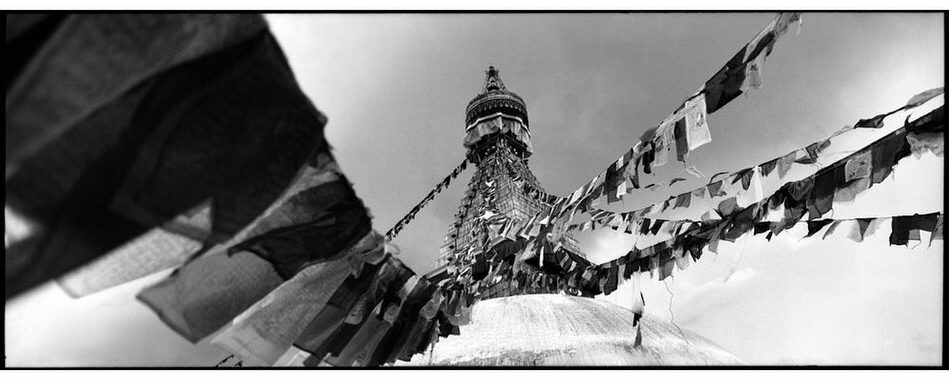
[844,151,872,182]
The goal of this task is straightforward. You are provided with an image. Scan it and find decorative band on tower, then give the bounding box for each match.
[463,66,534,158]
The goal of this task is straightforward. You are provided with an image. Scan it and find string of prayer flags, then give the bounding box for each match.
[651,96,938,229]
[385,157,469,241]
[574,212,945,286]
[511,95,942,257]
[519,103,943,285]
[855,88,944,130]
[703,13,802,113]
[556,13,802,211]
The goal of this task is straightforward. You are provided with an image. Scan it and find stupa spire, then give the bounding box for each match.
[440,67,585,299]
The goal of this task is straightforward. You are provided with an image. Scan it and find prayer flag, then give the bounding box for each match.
[844,151,872,182]
[684,93,712,151]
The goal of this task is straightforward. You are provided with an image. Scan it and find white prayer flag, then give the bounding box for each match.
[684,94,712,151]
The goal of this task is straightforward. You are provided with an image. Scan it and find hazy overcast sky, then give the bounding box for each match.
[5,13,944,366]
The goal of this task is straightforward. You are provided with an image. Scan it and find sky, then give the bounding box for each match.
[4,12,944,366]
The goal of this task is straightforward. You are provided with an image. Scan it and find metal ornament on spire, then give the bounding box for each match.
[483,66,507,92]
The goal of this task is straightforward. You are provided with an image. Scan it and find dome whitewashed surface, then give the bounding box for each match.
[399,294,745,366]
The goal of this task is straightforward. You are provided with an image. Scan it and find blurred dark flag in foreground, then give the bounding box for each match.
[5,14,334,298]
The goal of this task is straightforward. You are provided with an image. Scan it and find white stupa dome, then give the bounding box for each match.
[400,294,744,366]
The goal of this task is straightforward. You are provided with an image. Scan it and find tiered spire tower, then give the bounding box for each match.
[438,66,585,299]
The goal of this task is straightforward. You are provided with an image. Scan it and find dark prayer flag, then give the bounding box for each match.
[870,130,911,185]
[674,192,692,209]
[723,203,760,241]
[760,159,779,177]
[754,221,772,235]
[805,219,835,238]
[731,168,755,190]
[650,219,666,235]
[639,218,652,235]
[6,15,331,298]
[807,167,841,220]
[674,118,690,162]
[890,213,940,246]
[604,265,619,295]
[795,139,831,164]
[707,181,725,197]
[854,114,887,129]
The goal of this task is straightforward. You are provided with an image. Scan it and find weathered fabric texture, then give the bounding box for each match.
[6,14,329,298]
